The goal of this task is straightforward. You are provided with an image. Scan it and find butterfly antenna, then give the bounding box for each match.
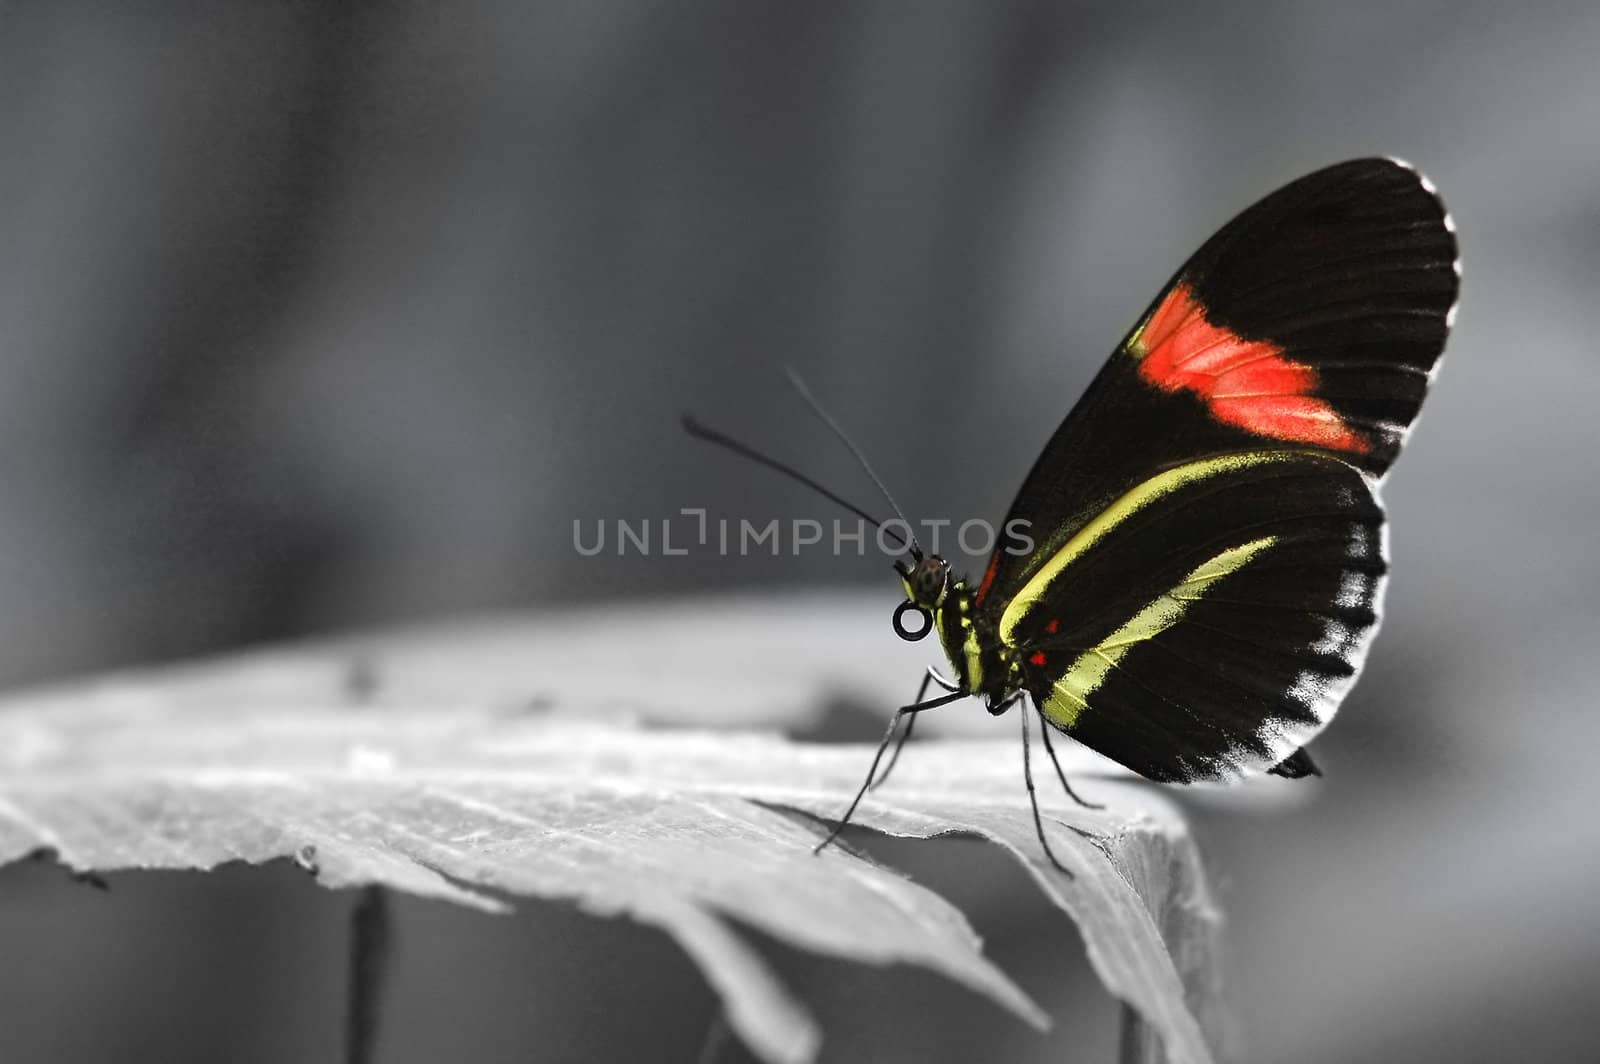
[681,413,911,552]
[784,366,924,559]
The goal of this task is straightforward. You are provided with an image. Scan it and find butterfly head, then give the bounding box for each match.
[892,555,951,641]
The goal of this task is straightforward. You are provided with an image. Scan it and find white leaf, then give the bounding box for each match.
[0,591,1229,1064]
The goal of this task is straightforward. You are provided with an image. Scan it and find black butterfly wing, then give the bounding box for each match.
[973,158,1456,612]
[1001,451,1385,782]
[973,158,1457,782]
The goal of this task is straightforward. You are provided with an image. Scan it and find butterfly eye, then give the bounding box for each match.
[892,600,933,642]
[906,557,948,604]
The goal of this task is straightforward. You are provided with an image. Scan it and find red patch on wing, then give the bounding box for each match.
[974,553,1000,607]
[1133,283,1368,454]
[1029,651,1048,667]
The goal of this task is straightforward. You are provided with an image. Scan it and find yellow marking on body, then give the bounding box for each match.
[962,622,984,690]
[934,607,956,665]
[1040,536,1278,729]
[999,452,1296,644]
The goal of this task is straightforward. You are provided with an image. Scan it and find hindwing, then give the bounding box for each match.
[1002,452,1384,781]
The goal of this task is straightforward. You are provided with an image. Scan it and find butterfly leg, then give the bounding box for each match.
[871,666,960,792]
[1035,703,1104,810]
[1018,696,1075,879]
[814,688,968,856]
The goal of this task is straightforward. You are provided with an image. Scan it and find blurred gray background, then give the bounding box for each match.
[1,2,1596,1062]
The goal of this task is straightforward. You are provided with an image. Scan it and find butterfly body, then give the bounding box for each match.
[901,560,1011,713]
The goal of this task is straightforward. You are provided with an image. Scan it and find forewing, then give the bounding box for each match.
[974,158,1456,614]
[1002,452,1385,783]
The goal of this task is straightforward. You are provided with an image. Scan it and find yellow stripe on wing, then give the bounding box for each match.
[1041,535,1278,729]
[998,451,1299,644]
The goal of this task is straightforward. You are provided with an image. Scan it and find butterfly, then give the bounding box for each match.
[687,157,1458,874]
